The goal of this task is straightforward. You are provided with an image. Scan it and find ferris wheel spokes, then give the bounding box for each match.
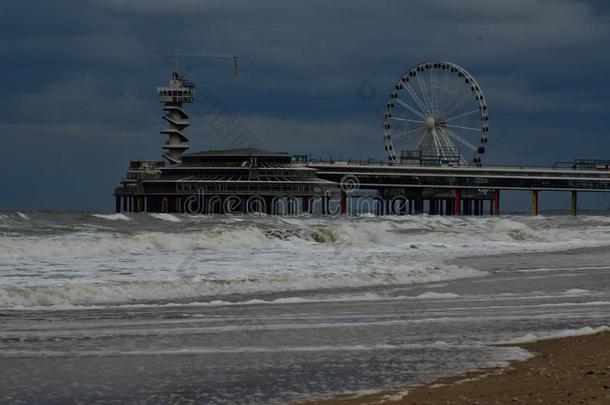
[392,127,425,140]
[445,109,480,122]
[394,98,427,119]
[401,82,428,116]
[442,128,478,151]
[415,73,434,115]
[429,70,438,114]
[382,61,489,166]
[443,123,480,132]
[389,116,425,125]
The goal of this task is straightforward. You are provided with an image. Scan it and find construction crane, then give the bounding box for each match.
[155,49,239,76]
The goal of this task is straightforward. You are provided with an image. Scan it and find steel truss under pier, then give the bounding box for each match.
[114,151,610,216]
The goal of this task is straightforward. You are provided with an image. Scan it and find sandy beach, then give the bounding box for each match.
[303,331,610,404]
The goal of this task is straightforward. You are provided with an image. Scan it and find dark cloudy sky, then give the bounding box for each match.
[2,0,610,211]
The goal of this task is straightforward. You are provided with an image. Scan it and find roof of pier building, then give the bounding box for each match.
[181,148,292,166]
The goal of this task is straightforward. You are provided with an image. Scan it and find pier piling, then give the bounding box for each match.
[571,191,577,216]
[532,190,539,216]
[492,190,500,215]
[340,192,347,215]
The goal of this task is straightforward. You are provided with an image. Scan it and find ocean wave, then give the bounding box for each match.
[415,292,460,299]
[0,341,470,358]
[2,214,610,308]
[0,227,274,257]
[563,288,590,295]
[149,213,182,222]
[495,325,610,345]
[0,263,484,308]
[91,213,131,221]
[1,215,610,258]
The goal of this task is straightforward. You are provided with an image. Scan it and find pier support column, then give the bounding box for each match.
[377,198,385,216]
[532,190,539,216]
[115,196,121,213]
[454,190,461,216]
[492,190,500,215]
[302,197,310,214]
[264,197,274,215]
[571,191,577,216]
[428,199,435,215]
[402,199,409,215]
[340,192,347,215]
[286,197,294,215]
[415,198,424,215]
[323,196,330,215]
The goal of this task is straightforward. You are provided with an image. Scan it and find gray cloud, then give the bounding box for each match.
[2,0,610,210]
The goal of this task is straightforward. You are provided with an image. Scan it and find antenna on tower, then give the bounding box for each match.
[155,49,240,164]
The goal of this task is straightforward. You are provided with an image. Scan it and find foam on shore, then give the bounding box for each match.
[496,325,610,345]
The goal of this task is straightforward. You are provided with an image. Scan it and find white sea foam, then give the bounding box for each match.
[2,214,610,308]
[1,291,463,311]
[496,325,610,345]
[0,341,466,358]
[92,213,131,221]
[416,292,460,299]
[3,215,610,257]
[0,263,485,308]
[0,227,272,257]
[563,288,590,295]
[16,212,29,220]
[149,213,182,222]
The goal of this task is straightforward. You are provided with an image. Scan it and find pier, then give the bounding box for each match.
[114,63,610,216]
[114,153,610,216]
[308,162,610,216]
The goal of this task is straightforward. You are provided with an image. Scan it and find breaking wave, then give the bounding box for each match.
[496,325,610,345]
[1,213,610,308]
[149,213,182,222]
[92,213,131,221]
[0,264,484,308]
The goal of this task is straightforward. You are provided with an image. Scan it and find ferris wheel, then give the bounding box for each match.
[383,61,489,166]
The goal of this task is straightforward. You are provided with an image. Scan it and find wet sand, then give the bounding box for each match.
[303,331,610,405]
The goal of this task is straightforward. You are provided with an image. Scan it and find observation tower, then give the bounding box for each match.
[157,72,194,164]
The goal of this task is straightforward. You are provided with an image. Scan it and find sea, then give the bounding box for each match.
[1,211,610,404]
